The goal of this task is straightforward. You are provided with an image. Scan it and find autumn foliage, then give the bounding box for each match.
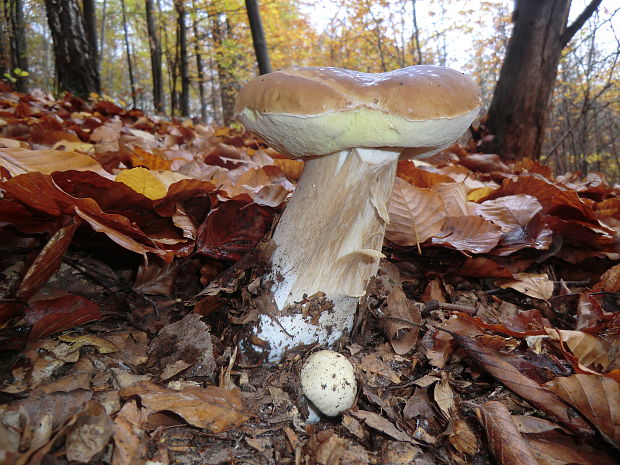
[0,89,619,464]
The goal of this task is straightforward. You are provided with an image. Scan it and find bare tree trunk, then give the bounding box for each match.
[145,0,164,113]
[4,0,28,91]
[211,14,236,125]
[82,0,97,70]
[244,0,271,75]
[483,0,602,161]
[411,0,422,64]
[191,0,207,121]
[98,0,106,66]
[44,0,100,97]
[120,0,136,107]
[175,0,189,117]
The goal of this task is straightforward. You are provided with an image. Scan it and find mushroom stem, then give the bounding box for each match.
[257,147,401,360]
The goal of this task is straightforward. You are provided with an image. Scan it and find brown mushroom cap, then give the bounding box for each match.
[235,65,481,158]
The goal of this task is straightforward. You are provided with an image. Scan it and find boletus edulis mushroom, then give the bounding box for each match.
[235,65,481,361]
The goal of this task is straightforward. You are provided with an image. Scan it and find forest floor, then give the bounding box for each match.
[0,88,619,465]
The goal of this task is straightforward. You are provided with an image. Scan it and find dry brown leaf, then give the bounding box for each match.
[433,374,456,420]
[112,401,149,465]
[272,157,304,181]
[66,401,114,463]
[0,147,111,178]
[432,181,471,216]
[147,313,215,380]
[360,352,401,384]
[593,263,620,292]
[446,318,594,435]
[545,374,620,448]
[350,410,418,444]
[475,194,542,232]
[119,381,250,432]
[497,273,554,300]
[315,434,348,465]
[448,416,479,456]
[383,286,421,355]
[526,436,618,465]
[397,160,454,187]
[476,401,539,465]
[545,329,610,370]
[386,177,445,246]
[431,215,501,253]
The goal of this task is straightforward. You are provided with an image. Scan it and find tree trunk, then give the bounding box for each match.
[483,0,602,161]
[82,0,97,69]
[211,14,237,125]
[244,0,271,75]
[175,0,190,117]
[44,0,100,97]
[4,0,28,91]
[145,0,164,114]
[120,0,136,107]
[411,0,422,64]
[191,0,207,122]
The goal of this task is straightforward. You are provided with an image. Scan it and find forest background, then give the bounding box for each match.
[0,0,619,178]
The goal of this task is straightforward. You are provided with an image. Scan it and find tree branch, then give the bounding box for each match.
[561,0,603,48]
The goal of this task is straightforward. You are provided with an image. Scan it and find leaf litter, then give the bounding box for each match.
[0,89,619,464]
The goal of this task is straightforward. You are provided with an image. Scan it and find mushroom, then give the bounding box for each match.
[235,65,481,361]
[300,350,357,420]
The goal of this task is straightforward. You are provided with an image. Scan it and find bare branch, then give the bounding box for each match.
[561,0,603,47]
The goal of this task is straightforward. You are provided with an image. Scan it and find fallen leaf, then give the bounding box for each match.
[545,374,620,448]
[475,194,542,232]
[476,401,540,465]
[66,401,114,463]
[26,294,102,340]
[445,318,593,435]
[147,313,215,380]
[350,409,418,444]
[0,147,110,178]
[115,167,168,200]
[386,177,445,246]
[545,328,611,370]
[382,286,421,355]
[431,215,501,253]
[119,381,250,432]
[112,401,149,465]
[432,181,471,216]
[497,273,554,300]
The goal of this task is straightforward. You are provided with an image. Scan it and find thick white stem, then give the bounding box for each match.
[256,147,400,360]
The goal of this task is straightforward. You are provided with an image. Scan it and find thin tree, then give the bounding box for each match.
[175,0,190,117]
[211,13,236,124]
[244,0,271,75]
[483,0,603,161]
[44,0,100,97]
[4,0,28,91]
[120,0,136,107]
[191,0,207,122]
[411,0,422,64]
[146,0,164,113]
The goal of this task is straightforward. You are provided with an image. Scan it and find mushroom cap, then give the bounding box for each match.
[235,65,481,158]
[300,350,357,417]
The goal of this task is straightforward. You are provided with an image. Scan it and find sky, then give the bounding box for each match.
[299,0,620,70]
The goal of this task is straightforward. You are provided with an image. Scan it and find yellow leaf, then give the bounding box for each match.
[467,186,494,202]
[53,140,95,153]
[214,127,232,137]
[115,167,168,200]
